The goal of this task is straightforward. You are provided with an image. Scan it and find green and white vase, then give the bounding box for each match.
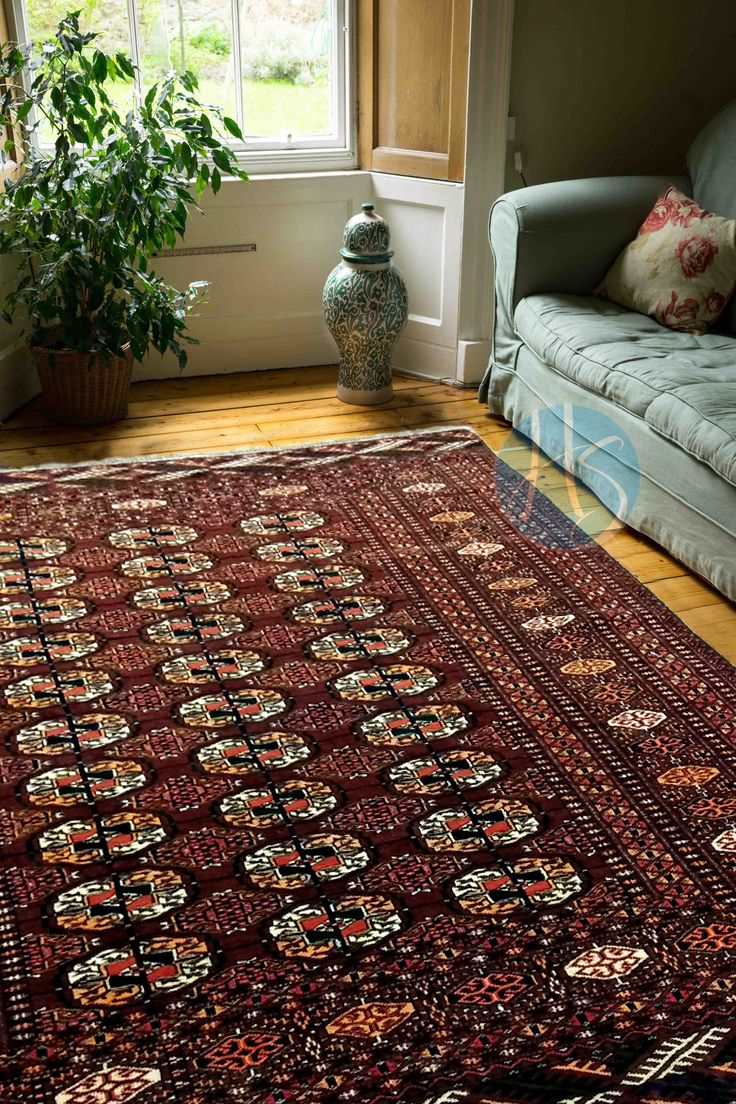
[323,202,408,406]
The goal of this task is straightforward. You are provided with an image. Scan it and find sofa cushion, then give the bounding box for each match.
[514,293,736,485]
[687,102,736,333]
[595,185,736,335]
[687,101,736,222]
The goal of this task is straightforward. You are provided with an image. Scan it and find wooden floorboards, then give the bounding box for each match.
[1,364,734,663]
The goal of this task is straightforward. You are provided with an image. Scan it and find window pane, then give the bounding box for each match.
[25,0,133,142]
[241,0,333,139]
[25,0,132,56]
[137,0,237,121]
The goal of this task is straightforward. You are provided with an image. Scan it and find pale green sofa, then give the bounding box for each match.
[480,105,736,601]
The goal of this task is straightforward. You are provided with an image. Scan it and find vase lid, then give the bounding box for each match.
[340,203,394,264]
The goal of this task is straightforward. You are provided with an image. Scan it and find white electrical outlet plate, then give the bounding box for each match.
[506,116,516,141]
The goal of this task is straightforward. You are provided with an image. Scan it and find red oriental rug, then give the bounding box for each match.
[0,426,735,1104]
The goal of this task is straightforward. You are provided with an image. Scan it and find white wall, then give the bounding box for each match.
[141,170,371,380]
[372,174,464,381]
[143,168,467,385]
[505,0,736,192]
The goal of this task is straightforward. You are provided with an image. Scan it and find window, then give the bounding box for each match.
[7,0,354,171]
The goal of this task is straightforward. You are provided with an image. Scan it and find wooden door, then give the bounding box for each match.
[358,0,471,181]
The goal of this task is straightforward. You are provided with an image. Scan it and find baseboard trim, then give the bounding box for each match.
[392,335,457,379]
[456,339,491,385]
[0,332,465,411]
[134,333,339,380]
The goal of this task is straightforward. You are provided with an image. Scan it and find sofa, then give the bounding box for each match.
[479,103,736,601]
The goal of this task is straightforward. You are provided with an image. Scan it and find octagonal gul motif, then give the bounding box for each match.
[241,832,371,889]
[199,1032,286,1069]
[258,483,309,497]
[256,537,344,563]
[657,765,719,787]
[0,537,68,563]
[676,922,736,953]
[0,631,99,666]
[196,731,311,774]
[608,709,667,730]
[121,552,213,578]
[54,1067,162,1103]
[239,511,325,534]
[33,812,168,864]
[0,596,87,630]
[308,627,411,661]
[415,798,541,852]
[560,659,617,676]
[24,759,148,807]
[272,564,365,592]
[449,856,585,916]
[711,829,736,853]
[689,795,736,820]
[61,934,215,1006]
[387,750,503,794]
[12,713,133,757]
[487,575,537,590]
[219,779,338,828]
[50,868,192,931]
[358,704,470,746]
[457,541,505,558]
[326,1001,416,1038]
[522,614,576,632]
[108,525,198,549]
[564,945,648,979]
[111,497,168,511]
[267,893,402,959]
[452,972,532,1007]
[158,649,266,685]
[131,580,232,610]
[0,565,77,595]
[144,613,246,644]
[333,664,439,701]
[5,669,115,710]
[179,688,287,728]
[402,482,446,494]
[430,511,476,524]
[512,592,550,610]
[291,595,387,624]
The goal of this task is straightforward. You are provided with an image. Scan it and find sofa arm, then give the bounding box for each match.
[486,174,690,381]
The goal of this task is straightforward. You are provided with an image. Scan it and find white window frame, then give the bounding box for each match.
[6,0,357,175]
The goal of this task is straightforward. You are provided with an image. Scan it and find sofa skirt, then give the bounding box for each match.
[483,346,736,602]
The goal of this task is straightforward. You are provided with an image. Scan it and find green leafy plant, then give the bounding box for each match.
[0,11,248,368]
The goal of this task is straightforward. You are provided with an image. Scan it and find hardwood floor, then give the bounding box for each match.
[2,364,734,662]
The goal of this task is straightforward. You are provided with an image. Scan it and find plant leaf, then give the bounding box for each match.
[222,116,243,140]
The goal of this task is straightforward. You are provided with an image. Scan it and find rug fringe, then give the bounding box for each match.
[0,423,483,476]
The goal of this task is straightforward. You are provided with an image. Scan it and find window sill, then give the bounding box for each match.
[235,146,358,176]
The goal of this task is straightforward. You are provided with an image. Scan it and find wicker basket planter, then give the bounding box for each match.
[33,345,133,426]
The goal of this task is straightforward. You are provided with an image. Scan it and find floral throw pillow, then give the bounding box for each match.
[595,185,736,335]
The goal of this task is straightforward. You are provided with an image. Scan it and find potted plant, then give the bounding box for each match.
[0,12,248,425]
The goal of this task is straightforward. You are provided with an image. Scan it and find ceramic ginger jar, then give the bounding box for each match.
[323,202,408,405]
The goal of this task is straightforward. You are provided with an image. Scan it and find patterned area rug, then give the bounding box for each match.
[0,427,735,1104]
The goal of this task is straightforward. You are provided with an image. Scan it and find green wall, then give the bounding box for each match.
[505,0,736,191]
